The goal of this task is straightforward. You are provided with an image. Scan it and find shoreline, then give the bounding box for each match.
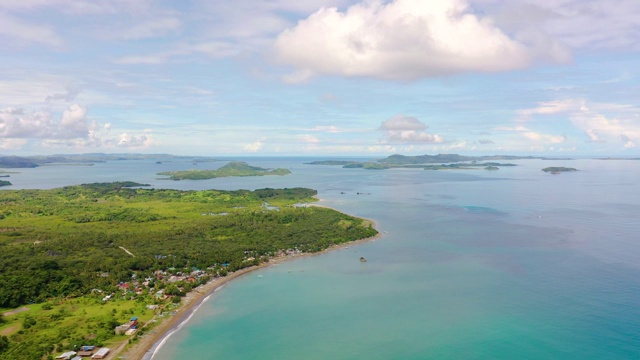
[118,212,382,360]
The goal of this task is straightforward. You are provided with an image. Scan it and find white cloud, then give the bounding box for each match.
[379,115,443,144]
[274,0,561,81]
[299,134,320,143]
[515,99,640,148]
[0,138,28,150]
[0,107,54,138]
[60,104,89,137]
[522,131,566,144]
[487,0,640,51]
[0,12,63,47]
[0,104,154,149]
[517,99,582,119]
[117,133,150,147]
[313,125,339,133]
[244,138,266,152]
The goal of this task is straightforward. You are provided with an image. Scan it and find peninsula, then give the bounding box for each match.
[0,182,376,360]
[158,161,291,180]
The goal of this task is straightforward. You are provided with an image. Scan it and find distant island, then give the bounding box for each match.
[542,167,578,174]
[304,153,544,171]
[0,153,218,168]
[158,161,291,180]
[0,180,11,187]
[596,157,640,160]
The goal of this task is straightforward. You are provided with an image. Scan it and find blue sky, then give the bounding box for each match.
[1,0,639,156]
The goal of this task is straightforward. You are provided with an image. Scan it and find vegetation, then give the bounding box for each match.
[0,157,39,168]
[158,161,292,180]
[307,159,517,171]
[377,153,571,164]
[0,181,10,187]
[0,182,377,359]
[542,167,578,174]
[307,153,572,170]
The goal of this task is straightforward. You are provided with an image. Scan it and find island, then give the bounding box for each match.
[306,154,523,171]
[0,153,219,168]
[0,182,377,359]
[0,180,11,187]
[542,167,578,174]
[157,161,291,180]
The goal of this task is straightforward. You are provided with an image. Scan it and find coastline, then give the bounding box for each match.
[117,212,381,360]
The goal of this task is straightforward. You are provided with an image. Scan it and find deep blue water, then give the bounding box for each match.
[4,157,640,359]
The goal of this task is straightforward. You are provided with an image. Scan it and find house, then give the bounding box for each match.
[115,316,139,334]
[115,324,130,335]
[91,348,110,359]
[56,352,77,360]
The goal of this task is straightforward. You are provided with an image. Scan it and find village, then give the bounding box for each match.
[50,250,303,360]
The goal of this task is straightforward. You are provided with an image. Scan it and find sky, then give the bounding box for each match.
[1,0,639,157]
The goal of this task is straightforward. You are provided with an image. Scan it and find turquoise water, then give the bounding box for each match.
[4,157,640,359]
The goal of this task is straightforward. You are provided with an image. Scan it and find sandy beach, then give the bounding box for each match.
[114,219,381,360]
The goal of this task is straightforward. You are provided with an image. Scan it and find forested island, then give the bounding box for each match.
[542,167,578,174]
[306,154,521,171]
[0,181,10,187]
[158,161,291,180]
[0,182,376,359]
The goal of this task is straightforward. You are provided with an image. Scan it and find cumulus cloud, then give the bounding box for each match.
[0,104,154,149]
[516,99,640,148]
[0,107,55,138]
[117,133,150,147]
[60,104,89,136]
[275,0,562,81]
[379,115,443,144]
[522,131,566,144]
[244,138,266,152]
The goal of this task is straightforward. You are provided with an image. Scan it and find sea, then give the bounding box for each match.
[4,157,640,359]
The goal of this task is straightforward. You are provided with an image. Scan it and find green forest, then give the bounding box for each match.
[0,182,377,359]
[158,161,291,180]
